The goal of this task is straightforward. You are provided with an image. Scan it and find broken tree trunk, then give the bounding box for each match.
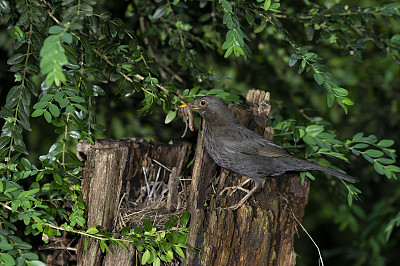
[76,138,191,266]
[185,89,310,266]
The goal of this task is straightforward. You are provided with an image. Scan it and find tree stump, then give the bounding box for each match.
[185,89,310,266]
[76,138,191,265]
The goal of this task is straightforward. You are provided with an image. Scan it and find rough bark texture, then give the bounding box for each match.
[185,89,310,266]
[76,138,191,266]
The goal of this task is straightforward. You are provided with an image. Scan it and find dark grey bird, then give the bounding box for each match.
[181,95,358,209]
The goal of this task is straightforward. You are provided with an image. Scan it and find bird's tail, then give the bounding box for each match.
[309,162,358,183]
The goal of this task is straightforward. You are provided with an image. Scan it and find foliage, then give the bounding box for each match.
[78,212,191,266]
[0,0,399,265]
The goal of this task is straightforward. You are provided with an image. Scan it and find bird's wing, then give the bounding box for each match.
[220,126,290,158]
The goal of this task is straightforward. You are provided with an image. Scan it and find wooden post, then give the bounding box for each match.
[185,90,310,265]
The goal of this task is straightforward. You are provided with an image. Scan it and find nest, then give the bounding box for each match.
[114,159,191,232]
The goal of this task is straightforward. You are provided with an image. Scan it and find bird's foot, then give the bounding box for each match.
[222,184,260,210]
[219,178,251,196]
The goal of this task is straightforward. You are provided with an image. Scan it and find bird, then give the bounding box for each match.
[180,95,358,210]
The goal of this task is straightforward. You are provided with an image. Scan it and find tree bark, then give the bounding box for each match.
[185,90,310,266]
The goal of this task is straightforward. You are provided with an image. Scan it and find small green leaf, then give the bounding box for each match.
[70,96,85,103]
[7,53,25,65]
[180,211,190,227]
[224,47,233,58]
[374,162,384,175]
[0,0,11,13]
[0,242,13,250]
[0,253,15,265]
[333,87,348,97]
[365,149,384,158]
[313,73,324,85]
[377,139,394,147]
[305,125,324,136]
[61,33,73,44]
[165,111,176,124]
[327,93,334,108]
[44,110,52,123]
[86,226,99,234]
[254,20,266,33]
[347,191,353,206]
[263,0,271,11]
[142,249,150,265]
[49,25,64,34]
[143,220,153,232]
[165,215,179,230]
[49,104,60,117]
[32,109,45,117]
[173,246,185,258]
[352,143,369,149]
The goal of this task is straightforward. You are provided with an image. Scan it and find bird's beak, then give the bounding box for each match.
[179,103,199,110]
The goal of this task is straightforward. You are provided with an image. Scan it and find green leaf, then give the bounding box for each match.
[352,143,368,149]
[150,5,167,20]
[173,246,185,258]
[33,101,49,109]
[313,73,324,85]
[142,249,150,265]
[165,111,176,124]
[365,149,384,158]
[180,211,190,227]
[44,110,52,123]
[7,53,25,65]
[143,220,153,232]
[376,158,395,164]
[49,104,60,117]
[305,125,324,136]
[327,93,334,108]
[49,25,64,34]
[254,20,266,33]
[263,0,271,11]
[0,242,13,250]
[165,215,179,230]
[224,47,233,58]
[86,226,99,234]
[61,33,73,44]
[0,0,11,13]
[374,162,385,175]
[377,139,394,147]
[0,253,15,265]
[70,96,85,103]
[31,109,45,117]
[333,87,348,97]
[387,165,400,172]
[221,0,233,13]
[153,257,161,266]
[21,157,31,170]
[347,191,353,206]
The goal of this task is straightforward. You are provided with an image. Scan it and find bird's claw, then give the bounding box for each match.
[219,178,252,196]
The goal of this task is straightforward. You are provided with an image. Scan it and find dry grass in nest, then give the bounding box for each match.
[114,161,191,232]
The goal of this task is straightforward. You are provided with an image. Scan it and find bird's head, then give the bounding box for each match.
[180,96,238,127]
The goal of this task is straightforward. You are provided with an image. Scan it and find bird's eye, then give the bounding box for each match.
[200,100,207,106]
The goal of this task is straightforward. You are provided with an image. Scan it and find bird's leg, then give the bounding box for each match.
[224,177,263,210]
[219,178,251,196]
